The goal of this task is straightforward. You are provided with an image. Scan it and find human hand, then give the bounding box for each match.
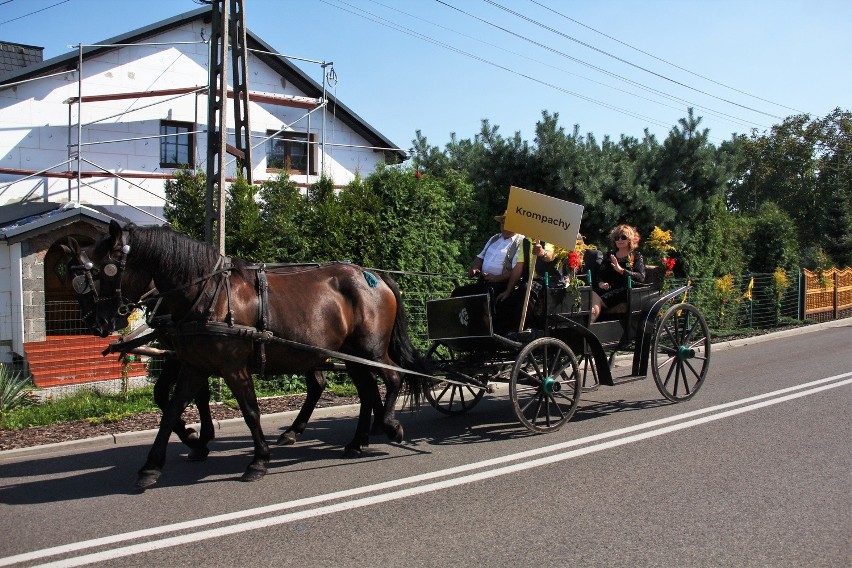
[610,254,623,273]
[469,268,481,278]
[496,290,509,302]
[533,243,544,257]
[599,282,610,290]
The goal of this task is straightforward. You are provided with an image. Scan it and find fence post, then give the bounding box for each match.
[797,269,804,320]
[834,270,839,320]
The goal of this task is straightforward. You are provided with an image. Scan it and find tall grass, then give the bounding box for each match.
[0,385,159,430]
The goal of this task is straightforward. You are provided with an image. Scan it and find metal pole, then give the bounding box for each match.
[67,104,72,201]
[306,112,311,186]
[76,44,83,204]
[229,0,252,183]
[205,0,229,254]
[321,62,327,177]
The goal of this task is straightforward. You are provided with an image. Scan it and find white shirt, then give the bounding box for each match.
[478,233,524,275]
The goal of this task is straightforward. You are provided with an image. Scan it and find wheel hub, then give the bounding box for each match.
[543,377,561,394]
[677,345,696,360]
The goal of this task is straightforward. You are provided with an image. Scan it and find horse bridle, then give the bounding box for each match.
[70,230,137,321]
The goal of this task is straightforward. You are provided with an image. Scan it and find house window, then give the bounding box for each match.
[160,120,194,168]
[266,130,316,175]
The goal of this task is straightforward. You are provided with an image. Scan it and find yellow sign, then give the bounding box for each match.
[503,186,584,250]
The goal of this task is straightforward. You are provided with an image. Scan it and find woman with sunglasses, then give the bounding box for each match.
[590,224,646,322]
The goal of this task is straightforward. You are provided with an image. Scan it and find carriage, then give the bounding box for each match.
[64,203,709,489]
[421,261,711,433]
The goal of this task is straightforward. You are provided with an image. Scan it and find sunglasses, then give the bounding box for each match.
[614,234,630,241]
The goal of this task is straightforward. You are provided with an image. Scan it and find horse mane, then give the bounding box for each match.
[125,225,252,281]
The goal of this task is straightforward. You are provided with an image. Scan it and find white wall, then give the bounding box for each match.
[0,241,23,363]
[0,20,388,214]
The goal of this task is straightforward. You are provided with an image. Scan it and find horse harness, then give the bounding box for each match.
[81,241,436,380]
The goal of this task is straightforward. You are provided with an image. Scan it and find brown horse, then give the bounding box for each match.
[65,220,425,490]
[61,249,386,461]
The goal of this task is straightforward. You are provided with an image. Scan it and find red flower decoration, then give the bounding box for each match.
[663,257,676,275]
[567,250,582,271]
[414,171,422,179]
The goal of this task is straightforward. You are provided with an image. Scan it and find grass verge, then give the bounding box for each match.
[0,374,360,431]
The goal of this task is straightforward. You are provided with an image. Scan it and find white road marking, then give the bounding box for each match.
[3,372,849,568]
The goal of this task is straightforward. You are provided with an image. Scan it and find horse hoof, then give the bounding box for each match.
[135,470,161,491]
[187,447,209,462]
[276,431,296,445]
[240,463,268,482]
[342,445,362,458]
[385,423,404,443]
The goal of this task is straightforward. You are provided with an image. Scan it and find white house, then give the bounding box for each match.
[0,6,405,384]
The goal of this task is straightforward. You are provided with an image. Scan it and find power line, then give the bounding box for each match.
[527,0,808,116]
[320,0,675,131]
[0,0,70,26]
[479,0,784,120]
[433,0,769,130]
[365,0,760,132]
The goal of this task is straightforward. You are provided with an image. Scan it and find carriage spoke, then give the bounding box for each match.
[652,304,710,402]
[425,343,486,415]
[511,338,580,433]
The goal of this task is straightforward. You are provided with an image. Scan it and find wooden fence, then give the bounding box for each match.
[802,267,852,321]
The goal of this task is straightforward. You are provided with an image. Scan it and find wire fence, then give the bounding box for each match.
[2,269,849,400]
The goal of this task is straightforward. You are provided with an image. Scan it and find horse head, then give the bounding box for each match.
[62,220,147,337]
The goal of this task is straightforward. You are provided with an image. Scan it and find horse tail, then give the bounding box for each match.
[379,272,427,407]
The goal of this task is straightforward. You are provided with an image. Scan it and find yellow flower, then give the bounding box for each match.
[773,267,790,298]
[646,226,676,255]
[715,274,734,297]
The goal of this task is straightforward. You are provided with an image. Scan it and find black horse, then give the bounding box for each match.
[65,220,424,489]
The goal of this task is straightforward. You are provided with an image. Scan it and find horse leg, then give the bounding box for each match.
[378,368,405,443]
[154,359,213,461]
[277,370,326,446]
[343,366,377,457]
[370,380,384,435]
[187,380,214,462]
[153,358,197,446]
[137,365,207,491]
[224,370,270,482]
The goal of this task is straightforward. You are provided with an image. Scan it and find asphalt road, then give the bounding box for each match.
[1,319,850,568]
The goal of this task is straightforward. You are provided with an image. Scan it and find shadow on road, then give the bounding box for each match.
[0,390,672,502]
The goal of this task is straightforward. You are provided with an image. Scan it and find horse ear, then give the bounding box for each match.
[109,219,123,241]
[62,237,80,255]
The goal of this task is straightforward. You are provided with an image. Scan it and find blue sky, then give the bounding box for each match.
[2,0,850,153]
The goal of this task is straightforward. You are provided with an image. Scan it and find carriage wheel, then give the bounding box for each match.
[424,342,485,415]
[651,303,711,402]
[510,337,581,433]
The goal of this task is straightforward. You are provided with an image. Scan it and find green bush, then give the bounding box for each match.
[0,364,35,418]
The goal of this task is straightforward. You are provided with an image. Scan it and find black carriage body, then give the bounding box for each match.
[424,275,711,432]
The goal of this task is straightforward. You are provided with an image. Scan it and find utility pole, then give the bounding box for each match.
[205,0,252,255]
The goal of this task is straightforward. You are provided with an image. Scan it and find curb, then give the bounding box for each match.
[2,319,849,461]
